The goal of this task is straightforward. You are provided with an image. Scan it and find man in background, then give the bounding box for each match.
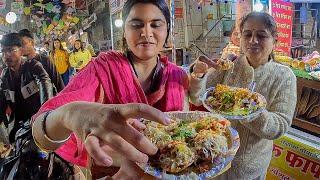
[18,29,64,93]
[41,41,51,56]
[0,33,53,142]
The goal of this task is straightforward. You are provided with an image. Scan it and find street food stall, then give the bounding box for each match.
[267,1,320,179]
[93,0,320,179]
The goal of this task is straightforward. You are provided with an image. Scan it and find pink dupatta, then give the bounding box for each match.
[33,51,187,166]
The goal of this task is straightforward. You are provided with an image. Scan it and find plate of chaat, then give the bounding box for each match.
[202,84,267,120]
[138,111,240,179]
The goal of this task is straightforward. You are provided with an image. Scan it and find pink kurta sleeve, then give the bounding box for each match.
[32,61,100,167]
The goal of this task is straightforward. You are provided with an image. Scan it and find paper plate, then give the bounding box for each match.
[137,111,240,179]
[202,87,267,120]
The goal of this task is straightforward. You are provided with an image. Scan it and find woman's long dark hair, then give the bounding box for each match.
[51,38,66,57]
[121,0,171,51]
[72,39,84,53]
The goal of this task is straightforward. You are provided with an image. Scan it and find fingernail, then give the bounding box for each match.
[164,115,172,125]
[140,154,149,163]
[140,123,146,129]
[150,144,158,154]
[103,158,112,166]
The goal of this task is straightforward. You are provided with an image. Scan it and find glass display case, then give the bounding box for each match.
[293,77,320,136]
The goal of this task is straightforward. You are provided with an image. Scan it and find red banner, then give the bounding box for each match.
[173,0,184,19]
[271,0,293,56]
[175,7,183,19]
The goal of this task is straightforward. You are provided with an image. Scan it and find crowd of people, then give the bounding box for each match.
[0,29,96,179]
[0,0,297,179]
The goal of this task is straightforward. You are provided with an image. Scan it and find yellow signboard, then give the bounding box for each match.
[267,135,320,180]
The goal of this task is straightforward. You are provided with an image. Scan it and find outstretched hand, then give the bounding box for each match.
[64,102,171,167]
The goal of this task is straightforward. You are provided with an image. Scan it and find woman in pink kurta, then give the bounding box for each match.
[32,0,188,179]
[34,51,187,166]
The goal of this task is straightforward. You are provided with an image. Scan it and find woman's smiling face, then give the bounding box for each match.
[74,41,81,50]
[124,3,168,61]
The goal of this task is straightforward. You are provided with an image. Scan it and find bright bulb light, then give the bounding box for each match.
[0,35,3,40]
[6,12,17,24]
[114,19,123,28]
[254,2,264,12]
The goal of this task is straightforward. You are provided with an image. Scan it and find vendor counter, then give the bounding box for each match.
[266,127,320,180]
[267,71,320,180]
[293,76,320,136]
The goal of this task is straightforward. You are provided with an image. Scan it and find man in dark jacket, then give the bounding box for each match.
[0,33,53,143]
[18,29,64,93]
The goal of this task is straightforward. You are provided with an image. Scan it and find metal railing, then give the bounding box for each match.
[189,14,234,60]
[201,14,227,40]
[193,0,235,57]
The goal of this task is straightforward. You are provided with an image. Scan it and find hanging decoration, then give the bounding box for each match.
[0,0,6,10]
[34,2,45,10]
[0,16,10,26]
[23,6,31,15]
[11,1,24,14]
[24,0,82,41]
[66,6,75,14]
[45,3,54,12]
[52,5,61,14]
[62,0,76,8]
